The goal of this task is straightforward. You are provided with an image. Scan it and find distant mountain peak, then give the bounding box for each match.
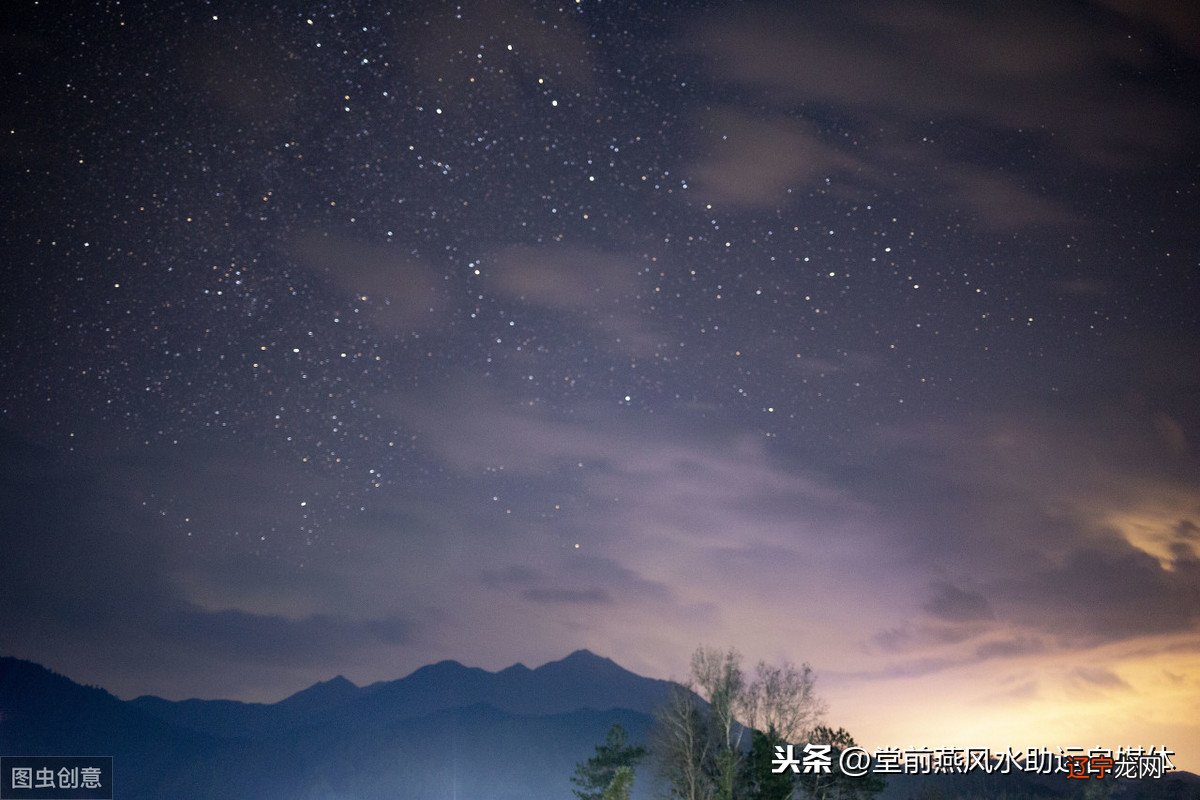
[540,649,621,672]
[296,673,357,693]
[497,662,531,674]
[419,658,470,672]
[277,673,360,710]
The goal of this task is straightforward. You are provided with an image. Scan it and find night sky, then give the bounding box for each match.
[2,0,1199,768]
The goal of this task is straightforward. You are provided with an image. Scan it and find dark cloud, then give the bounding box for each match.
[942,167,1075,231]
[1155,415,1191,455]
[522,587,612,605]
[293,232,451,333]
[1004,544,1200,644]
[482,556,675,609]
[487,244,667,356]
[688,0,1196,166]
[688,108,865,206]
[923,582,995,623]
[488,245,638,311]
[0,430,420,697]
[682,0,1197,229]
[982,679,1040,704]
[155,607,415,666]
[856,633,1048,681]
[480,565,543,587]
[1070,666,1132,691]
[872,623,982,653]
[972,636,1045,660]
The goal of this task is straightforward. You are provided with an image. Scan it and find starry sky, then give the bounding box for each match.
[3,0,1199,769]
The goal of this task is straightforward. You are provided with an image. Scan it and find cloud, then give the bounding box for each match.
[873,623,982,653]
[291,237,669,355]
[292,232,450,333]
[521,587,612,605]
[387,364,1200,679]
[388,383,854,554]
[945,167,1074,230]
[852,402,1200,651]
[480,557,673,608]
[923,582,995,623]
[1155,415,1190,455]
[972,636,1046,660]
[687,0,1195,167]
[688,108,864,206]
[488,245,636,310]
[681,0,1198,224]
[981,679,1040,704]
[487,244,667,356]
[1070,666,1132,691]
[1003,544,1200,644]
[155,606,415,666]
[0,429,421,698]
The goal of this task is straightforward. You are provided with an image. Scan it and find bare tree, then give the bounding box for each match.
[653,646,826,800]
[691,646,748,800]
[652,680,715,800]
[745,661,825,746]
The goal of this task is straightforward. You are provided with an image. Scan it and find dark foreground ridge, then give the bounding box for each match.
[0,651,670,800]
[1,654,1196,800]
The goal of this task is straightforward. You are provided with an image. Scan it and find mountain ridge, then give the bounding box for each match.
[0,650,667,800]
[3,653,1197,800]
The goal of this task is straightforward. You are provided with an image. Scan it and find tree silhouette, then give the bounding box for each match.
[796,726,885,800]
[602,766,636,800]
[572,724,647,800]
[742,726,796,800]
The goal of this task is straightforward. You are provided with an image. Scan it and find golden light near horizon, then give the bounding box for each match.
[828,631,1200,773]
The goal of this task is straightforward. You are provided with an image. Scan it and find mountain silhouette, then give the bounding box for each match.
[125,648,673,742]
[1,651,669,799]
[3,653,1197,800]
